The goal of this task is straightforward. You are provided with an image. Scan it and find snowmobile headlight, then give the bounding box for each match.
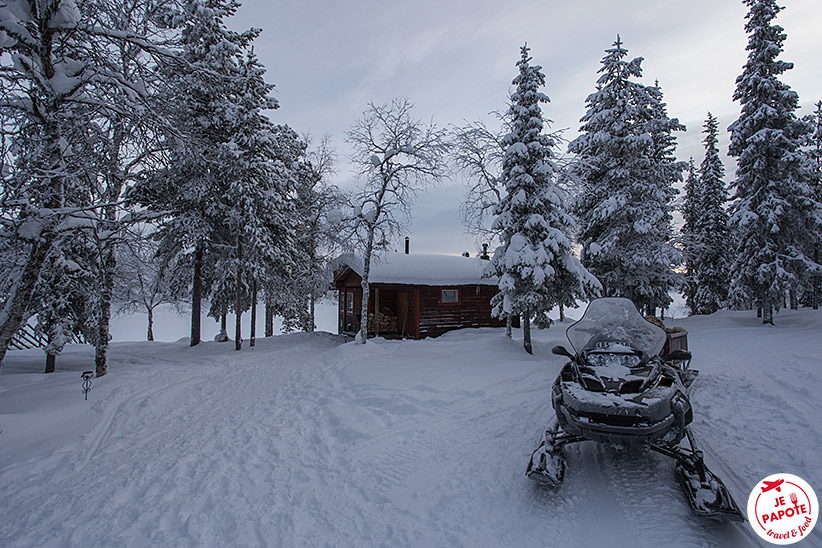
[587,352,641,367]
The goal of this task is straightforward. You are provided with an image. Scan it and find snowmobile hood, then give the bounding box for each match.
[567,298,666,358]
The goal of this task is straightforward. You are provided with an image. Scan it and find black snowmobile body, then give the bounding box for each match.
[527,297,744,521]
[551,358,693,447]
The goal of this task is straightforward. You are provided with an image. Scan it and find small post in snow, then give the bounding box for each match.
[81,371,94,400]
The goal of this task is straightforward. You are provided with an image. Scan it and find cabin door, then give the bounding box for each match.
[344,290,359,333]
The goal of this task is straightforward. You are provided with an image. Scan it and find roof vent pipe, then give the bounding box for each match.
[405,237,410,255]
[480,243,490,260]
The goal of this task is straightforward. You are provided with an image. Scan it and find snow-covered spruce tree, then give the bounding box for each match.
[801,101,822,308]
[569,36,682,316]
[806,101,822,201]
[137,0,264,347]
[681,158,701,313]
[255,128,315,336]
[212,51,300,351]
[488,45,599,354]
[645,81,687,313]
[727,0,821,324]
[693,112,729,314]
[345,98,450,344]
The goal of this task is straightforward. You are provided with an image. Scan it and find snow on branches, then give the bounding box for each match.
[488,45,599,353]
[568,36,683,316]
[727,0,821,323]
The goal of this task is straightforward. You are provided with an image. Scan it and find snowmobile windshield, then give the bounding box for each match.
[566,298,666,359]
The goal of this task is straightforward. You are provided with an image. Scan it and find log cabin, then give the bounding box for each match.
[333,252,515,339]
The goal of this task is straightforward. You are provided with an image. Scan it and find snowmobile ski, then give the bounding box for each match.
[525,424,584,486]
[651,428,745,521]
[675,462,745,521]
[526,440,565,487]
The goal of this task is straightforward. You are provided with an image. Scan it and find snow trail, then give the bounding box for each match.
[2,309,821,547]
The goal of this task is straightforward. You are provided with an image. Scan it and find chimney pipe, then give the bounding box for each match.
[404,237,410,255]
[480,243,489,260]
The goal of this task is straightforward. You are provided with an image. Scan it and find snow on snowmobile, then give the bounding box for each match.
[526,297,744,521]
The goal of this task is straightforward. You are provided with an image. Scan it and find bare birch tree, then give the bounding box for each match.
[345,98,449,344]
[453,117,506,244]
[0,0,175,374]
[114,230,178,341]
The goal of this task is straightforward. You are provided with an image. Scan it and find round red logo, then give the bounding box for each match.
[747,474,818,544]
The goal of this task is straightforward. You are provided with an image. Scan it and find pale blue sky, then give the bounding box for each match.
[231,0,821,255]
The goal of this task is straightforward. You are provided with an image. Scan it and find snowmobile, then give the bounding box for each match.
[526,297,744,521]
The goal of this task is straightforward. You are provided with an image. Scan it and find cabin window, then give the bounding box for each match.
[440,288,459,304]
[346,291,355,313]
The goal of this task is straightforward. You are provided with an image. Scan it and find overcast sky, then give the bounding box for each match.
[230,0,821,255]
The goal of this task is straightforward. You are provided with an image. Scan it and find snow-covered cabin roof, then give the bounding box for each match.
[335,253,498,286]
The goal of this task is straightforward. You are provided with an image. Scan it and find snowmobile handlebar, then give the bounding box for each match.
[551,345,576,360]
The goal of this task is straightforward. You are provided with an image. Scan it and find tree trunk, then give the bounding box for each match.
[813,246,820,310]
[147,307,154,341]
[250,280,256,348]
[523,311,532,354]
[0,238,55,372]
[359,230,375,344]
[308,293,316,333]
[190,243,203,346]
[44,352,56,374]
[0,32,64,372]
[95,244,116,378]
[265,294,274,337]
[559,304,565,322]
[506,314,512,339]
[235,237,242,351]
[762,298,774,325]
[215,311,228,342]
[94,123,128,378]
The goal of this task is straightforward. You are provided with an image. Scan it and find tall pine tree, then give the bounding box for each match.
[727,0,820,323]
[681,158,700,313]
[214,50,300,351]
[693,112,729,314]
[137,0,264,345]
[569,36,682,316]
[488,45,599,354]
[801,101,822,309]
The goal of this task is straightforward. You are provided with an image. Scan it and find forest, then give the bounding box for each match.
[0,0,819,372]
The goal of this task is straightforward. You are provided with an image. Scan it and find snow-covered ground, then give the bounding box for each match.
[1,307,821,547]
